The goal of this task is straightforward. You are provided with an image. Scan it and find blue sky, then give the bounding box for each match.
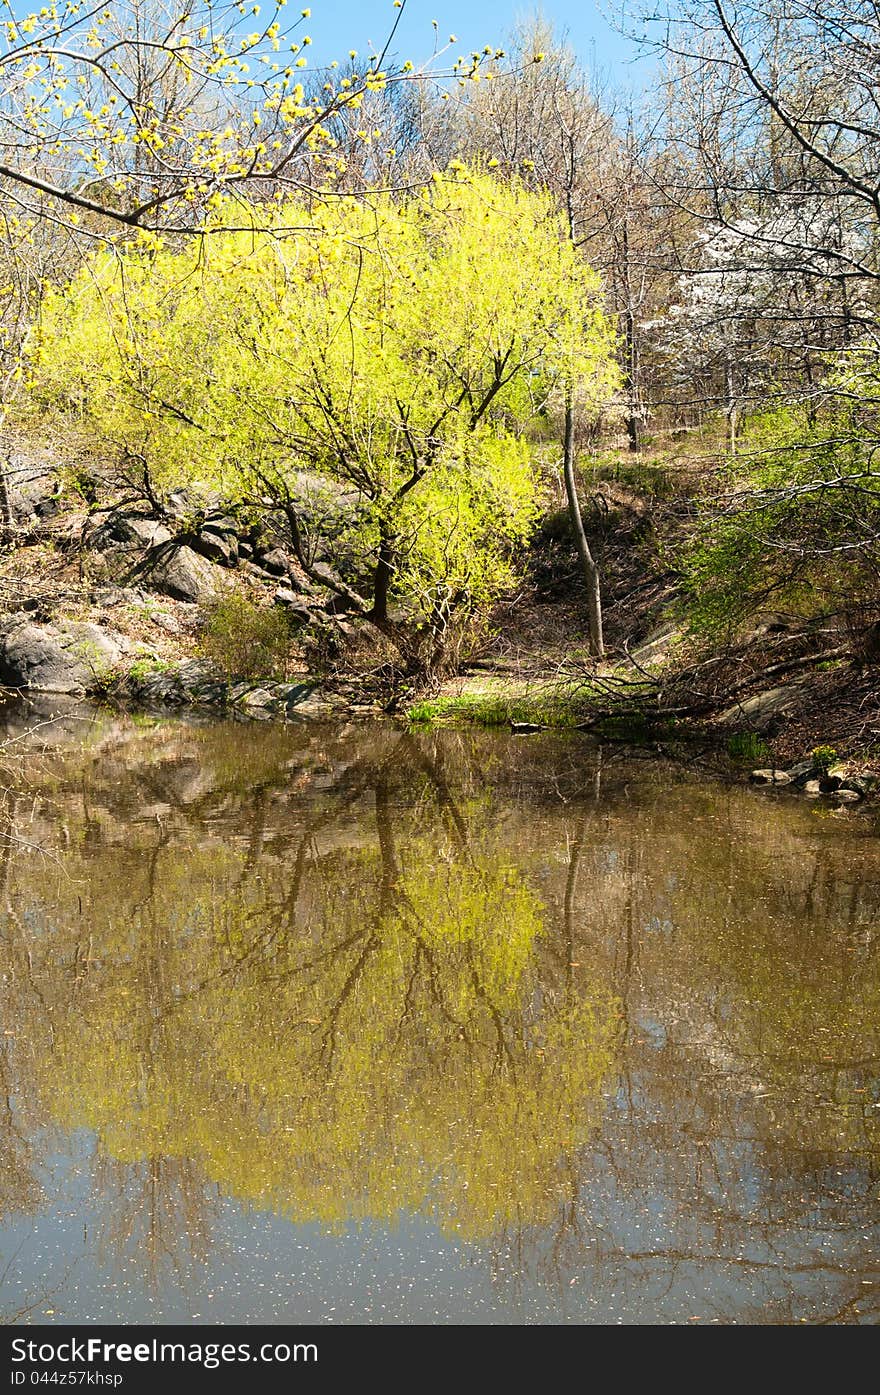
[297,1,648,83]
[5,0,651,88]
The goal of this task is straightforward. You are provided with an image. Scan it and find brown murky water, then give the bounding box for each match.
[0,703,878,1324]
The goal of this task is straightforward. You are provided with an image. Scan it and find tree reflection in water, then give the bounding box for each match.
[0,711,877,1322]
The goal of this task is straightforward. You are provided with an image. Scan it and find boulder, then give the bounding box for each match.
[202,514,239,536]
[224,680,337,717]
[142,545,228,604]
[105,515,172,549]
[85,551,113,583]
[785,760,816,786]
[273,588,315,625]
[148,609,183,636]
[718,681,807,732]
[44,510,89,548]
[238,686,276,709]
[276,681,338,717]
[127,658,220,704]
[0,618,123,693]
[749,768,792,785]
[166,485,222,518]
[193,530,238,567]
[629,622,682,667]
[323,591,360,616]
[273,586,300,607]
[0,449,61,523]
[839,776,874,797]
[258,547,291,577]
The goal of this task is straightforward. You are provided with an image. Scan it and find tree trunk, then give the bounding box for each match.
[0,456,13,543]
[621,219,641,453]
[625,304,641,454]
[371,530,395,622]
[563,399,603,658]
[725,356,738,455]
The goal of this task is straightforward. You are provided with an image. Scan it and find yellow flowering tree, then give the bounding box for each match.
[31,167,618,663]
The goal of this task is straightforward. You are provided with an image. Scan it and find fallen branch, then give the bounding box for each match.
[572,646,850,727]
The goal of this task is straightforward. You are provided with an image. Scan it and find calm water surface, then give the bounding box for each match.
[0,703,878,1325]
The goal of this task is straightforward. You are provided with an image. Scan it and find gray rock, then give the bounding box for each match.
[142,546,228,604]
[202,514,239,536]
[718,682,806,731]
[239,560,271,582]
[193,530,238,567]
[225,681,256,703]
[129,658,218,704]
[166,490,189,516]
[106,515,172,549]
[0,449,61,522]
[785,760,816,785]
[275,681,337,717]
[804,779,823,796]
[273,589,315,625]
[166,486,222,518]
[176,659,220,688]
[85,551,113,583]
[188,680,229,704]
[258,547,291,577]
[324,592,359,616]
[238,686,276,709]
[839,776,873,797]
[833,789,862,803]
[149,610,183,636]
[749,768,792,785]
[629,622,682,667]
[35,493,62,520]
[0,618,123,693]
[273,586,300,606]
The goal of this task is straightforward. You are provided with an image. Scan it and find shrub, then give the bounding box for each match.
[679,364,880,640]
[810,744,839,773]
[197,594,293,680]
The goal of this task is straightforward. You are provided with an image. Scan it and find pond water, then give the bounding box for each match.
[0,704,878,1325]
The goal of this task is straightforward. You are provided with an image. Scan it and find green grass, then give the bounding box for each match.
[405,671,681,738]
[406,691,583,729]
[727,732,772,764]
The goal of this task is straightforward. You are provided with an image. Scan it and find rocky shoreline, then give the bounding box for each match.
[0,453,389,716]
[749,760,877,805]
